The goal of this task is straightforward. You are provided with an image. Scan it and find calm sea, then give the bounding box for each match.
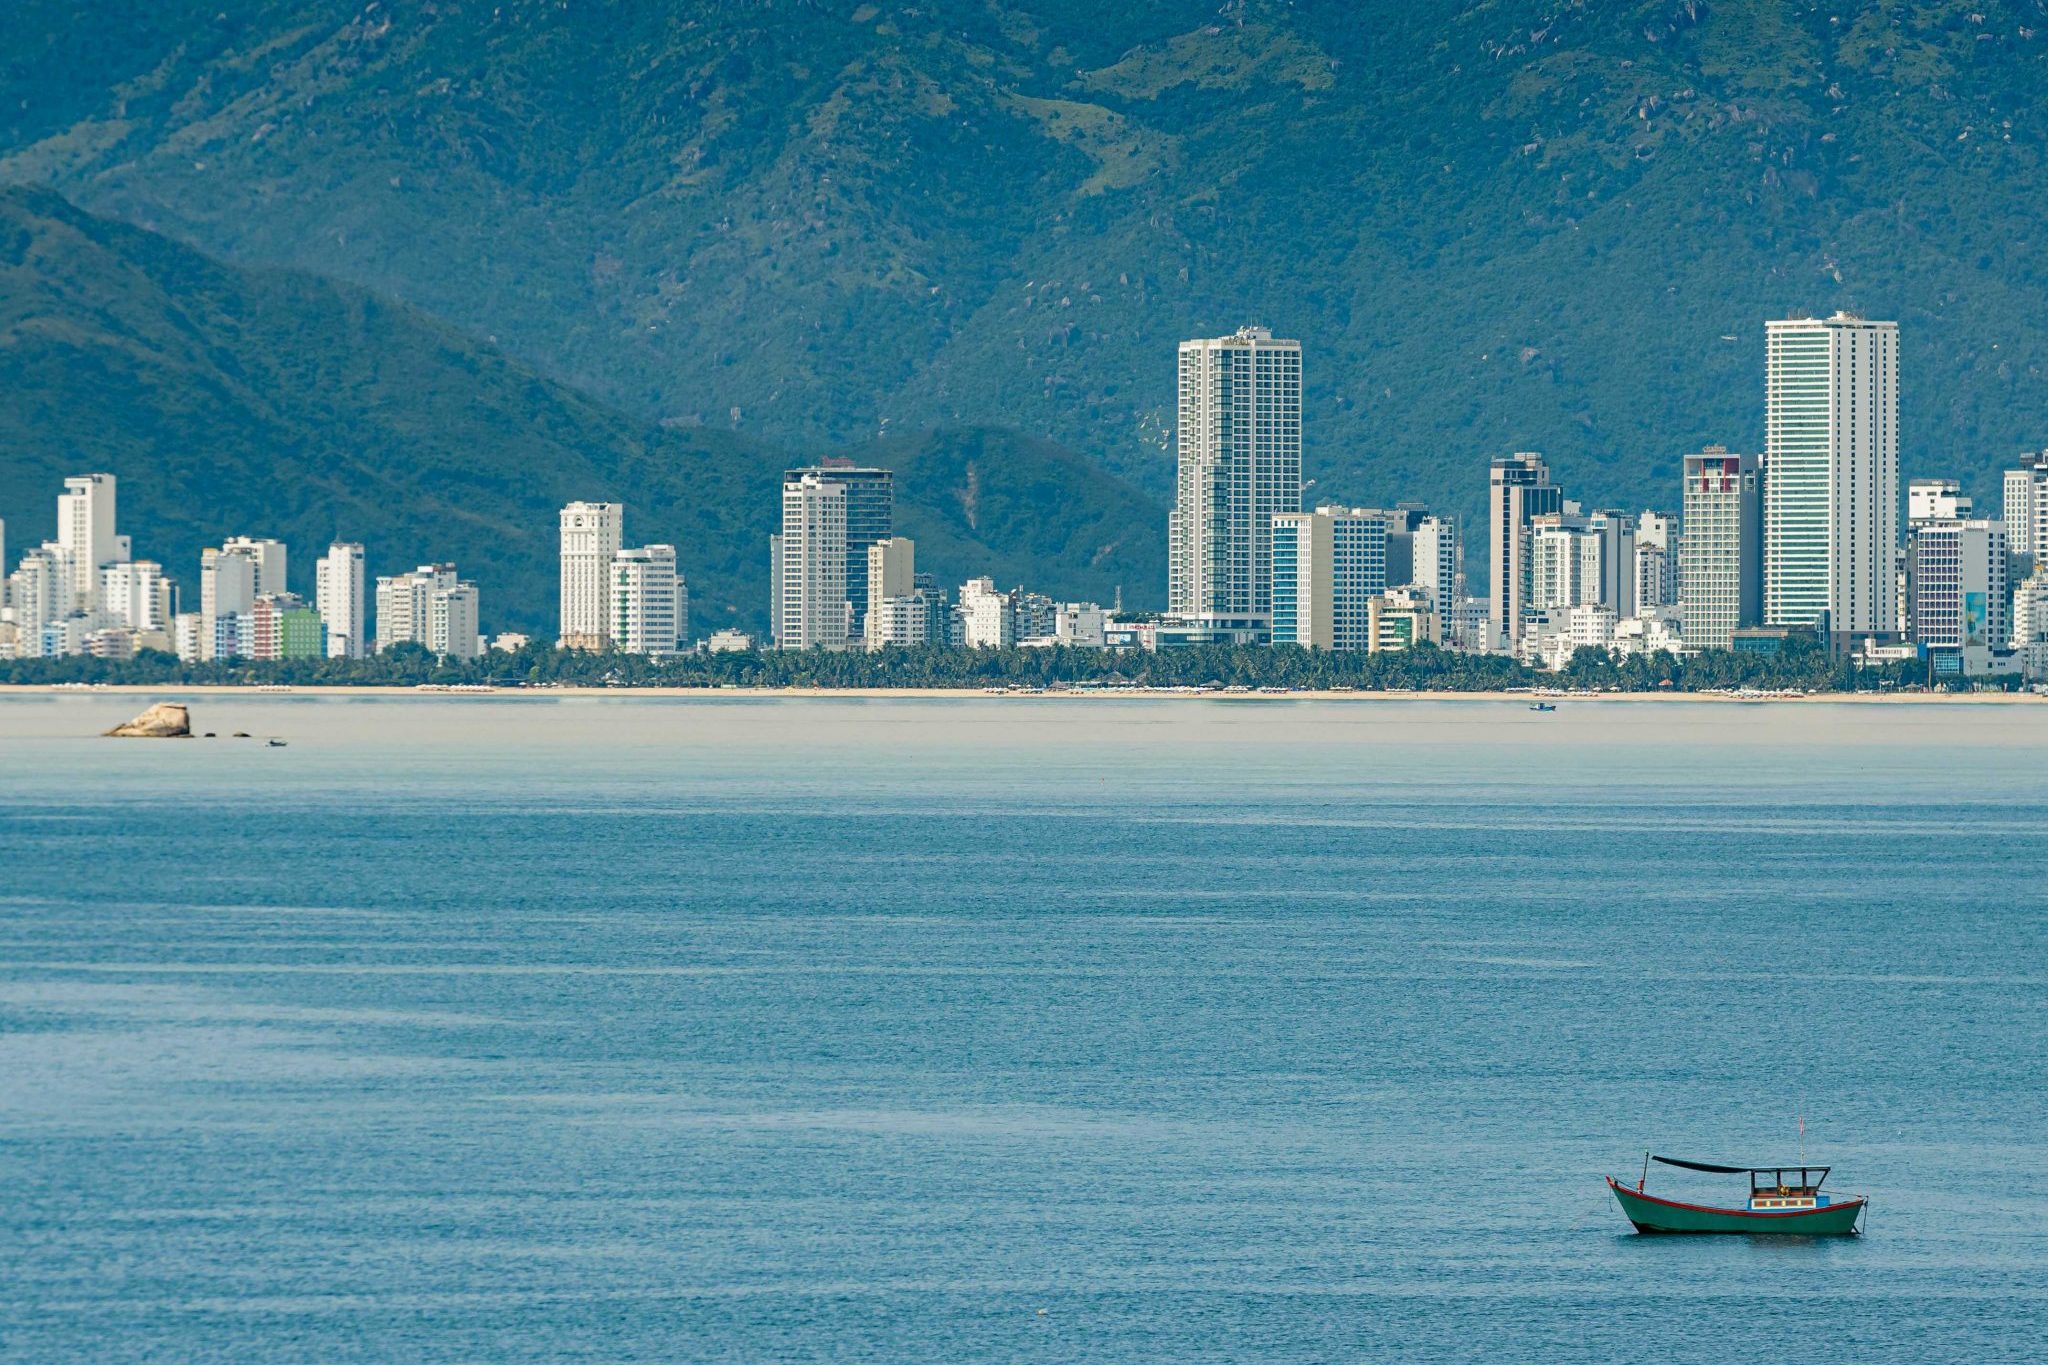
[2,695,2044,1361]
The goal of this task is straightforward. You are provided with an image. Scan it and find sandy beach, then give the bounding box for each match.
[3,682,2042,703]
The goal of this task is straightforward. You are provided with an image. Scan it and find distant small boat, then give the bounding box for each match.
[1530,702,1557,712]
[1609,1155,1866,1235]
[267,739,288,747]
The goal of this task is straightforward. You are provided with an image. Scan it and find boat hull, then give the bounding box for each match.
[1608,1178,1864,1235]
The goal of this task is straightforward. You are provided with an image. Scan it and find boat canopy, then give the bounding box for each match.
[1653,1156,1830,1188]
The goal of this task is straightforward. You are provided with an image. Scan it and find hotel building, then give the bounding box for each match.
[1763,314,1900,645]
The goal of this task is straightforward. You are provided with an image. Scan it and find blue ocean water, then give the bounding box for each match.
[2,694,2045,1362]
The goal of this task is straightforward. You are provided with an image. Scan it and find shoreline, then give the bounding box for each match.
[2,683,2042,704]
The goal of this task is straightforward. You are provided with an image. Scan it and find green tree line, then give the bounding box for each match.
[0,639,1973,693]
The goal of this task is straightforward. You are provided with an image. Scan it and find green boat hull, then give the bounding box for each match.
[1609,1179,1864,1235]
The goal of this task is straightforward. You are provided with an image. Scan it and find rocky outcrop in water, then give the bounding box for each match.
[104,702,192,738]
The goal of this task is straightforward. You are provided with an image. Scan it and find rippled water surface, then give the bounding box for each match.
[3,695,2045,1361]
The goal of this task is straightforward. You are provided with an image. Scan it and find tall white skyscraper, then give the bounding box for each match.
[559,502,623,649]
[222,536,288,598]
[1168,326,1302,630]
[1764,313,1900,644]
[773,474,849,649]
[57,474,120,613]
[611,544,684,655]
[315,542,367,659]
[784,467,893,637]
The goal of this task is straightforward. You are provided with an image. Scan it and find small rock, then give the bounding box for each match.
[104,702,192,739]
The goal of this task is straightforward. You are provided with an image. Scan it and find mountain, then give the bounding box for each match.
[6,0,2048,547]
[0,187,1164,634]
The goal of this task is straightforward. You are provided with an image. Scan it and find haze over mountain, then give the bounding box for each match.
[6,1,2048,557]
[0,187,1163,634]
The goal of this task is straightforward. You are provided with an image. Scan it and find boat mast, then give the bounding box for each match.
[1639,1150,1650,1192]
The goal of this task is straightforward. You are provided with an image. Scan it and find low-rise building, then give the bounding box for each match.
[706,628,756,653]
[1367,587,1438,653]
[1612,608,1684,659]
[1022,603,1108,648]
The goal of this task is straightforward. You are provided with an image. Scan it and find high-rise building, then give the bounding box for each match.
[210,611,249,662]
[1764,313,1900,645]
[2001,452,2048,561]
[199,546,258,661]
[7,546,68,642]
[1910,519,2009,653]
[315,543,367,659]
[1634,510,1681,612]
[1270,507,1388,649]
[915,572,954,647]
[1270,511,1332,648]
[862,537,917,648]
[1411,516,1462,622]
[782,465,892,640]
[1376,505,1432,588]
[866,538,915,612]
[101,561,173,633]
[376,564,476,656]
[958,577,1017,648]
[1528,513,1599,613]
[429,582,481,659]
[611,544,684,655]
[1587,510,1638,618]
[559,502,623,649]
[57,474,119,613]
[1679,447,1762,651]
[1488,452,1564,647]
[223,536,288,598]
[2013,569,2048,676]
[1169,326,1303,631]
[773,473,850,649]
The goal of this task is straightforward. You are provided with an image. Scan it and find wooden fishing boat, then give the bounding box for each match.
[1608,1155,1867,1235]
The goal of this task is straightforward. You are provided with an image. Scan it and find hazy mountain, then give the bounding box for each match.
[6,2,2048,545]
[0,187,1164,634]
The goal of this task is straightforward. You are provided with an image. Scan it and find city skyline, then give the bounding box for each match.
[7,312,2048,685]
